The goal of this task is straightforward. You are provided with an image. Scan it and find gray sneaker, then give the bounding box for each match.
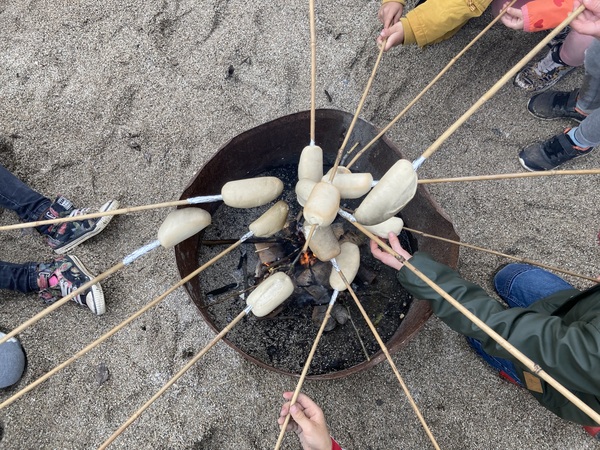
[514,44,576,94]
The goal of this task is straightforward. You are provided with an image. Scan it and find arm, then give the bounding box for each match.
[397,252,600,394]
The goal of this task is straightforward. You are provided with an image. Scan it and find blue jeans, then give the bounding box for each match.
[467,264,574,385]
[0,164,50,293]
[0,164,51,222]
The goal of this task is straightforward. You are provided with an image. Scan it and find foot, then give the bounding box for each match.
[514,44,576,94]
[37,196,119,254]
[36,255,105,315]
[519,129,593,171]
[527,89,587,122]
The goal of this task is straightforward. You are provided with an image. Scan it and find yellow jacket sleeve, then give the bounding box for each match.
[399,0,493,47]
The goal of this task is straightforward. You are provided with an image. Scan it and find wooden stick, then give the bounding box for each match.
[0,239,245,411]
[403,227,599,283]
[0,238,161,347]
[344,215,600,426]
[345,0,519,169]
[274,291,339,450]
[0,262,125,347]
[328,41,386,181]
[334,265,441,449]
[98,308,249,449]
[418,168,600,184]
[301,225,317,254]
[416,6,585,166]
[309,0,317,143]
[0,198,195,232]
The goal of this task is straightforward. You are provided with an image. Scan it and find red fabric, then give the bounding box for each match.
[521,0,573,32]
[331,436,344,450]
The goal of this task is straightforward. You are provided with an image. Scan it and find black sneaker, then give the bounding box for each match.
[36,255,105,315]
[527,89,587,122]
[519,130,593,171]
[36,196,119,254]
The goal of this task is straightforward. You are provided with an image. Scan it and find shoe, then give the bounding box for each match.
[36,255,105,315]
[519,129,593,171]
[583,426,600,440]
[37,196,119,254]
[527,89,587,122]
[514,44,576,94]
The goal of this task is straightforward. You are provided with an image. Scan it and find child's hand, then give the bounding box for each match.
[572,0,600,37]
[369,232,412,270]
[278,392,332,450]
[378,2,404,29]
[500,5,525,30]
[377,21,405,50]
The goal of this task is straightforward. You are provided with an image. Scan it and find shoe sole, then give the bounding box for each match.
[54,199,120,255]
[68,255,106,315]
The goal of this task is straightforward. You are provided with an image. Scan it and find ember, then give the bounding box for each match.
[300,250,317,267]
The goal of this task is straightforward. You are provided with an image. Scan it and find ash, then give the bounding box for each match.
[196,166,414,376]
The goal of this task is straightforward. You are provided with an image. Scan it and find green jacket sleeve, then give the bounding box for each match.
[397,252,600,395]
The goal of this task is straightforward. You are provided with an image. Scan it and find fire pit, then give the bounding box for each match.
[175,109,459,379]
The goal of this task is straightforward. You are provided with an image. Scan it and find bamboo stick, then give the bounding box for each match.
[414,6,585,168]
[328,41,386,180]
[309,0,317,144]
[0,262,125,347]
[345,0,518,169]
[0,239,245,410]
[98,308,249,449]
[418,168,600,184]
[342,213,600,426]
[402,227,599,283]
[274,291,339,450]
[333,265,441,449]
[0,199,195,232]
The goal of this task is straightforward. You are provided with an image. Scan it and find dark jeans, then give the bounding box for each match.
[467,264,574,385]
[0,164,51,222]
[0,164,50,293]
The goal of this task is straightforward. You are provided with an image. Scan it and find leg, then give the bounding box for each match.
[467,263,573,385]
[558,31,594,67]
[0,164,51,222]
[493,263,573,308]
[577,39,600,114]
[0,260,38,294]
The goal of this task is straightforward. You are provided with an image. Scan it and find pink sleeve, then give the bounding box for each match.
[521,0,574,32]
[331,436,344,450]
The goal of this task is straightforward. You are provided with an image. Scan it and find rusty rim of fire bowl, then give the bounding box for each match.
[175,109,460,380]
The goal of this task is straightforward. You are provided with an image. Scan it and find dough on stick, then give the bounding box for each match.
[322,172,373,199]
[298,145,323,182]
[304,224,341,262]
[157,208,212,248]
[246,272,294,317]
[354,159,417,226]
[295,179,317,207]
[221,177,284,208]
[363,217,404,238]
[249,201,289,237]
[303,182,340,227]
[329,242,360,291]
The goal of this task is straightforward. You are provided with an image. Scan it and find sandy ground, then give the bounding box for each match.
[0,0,599,449]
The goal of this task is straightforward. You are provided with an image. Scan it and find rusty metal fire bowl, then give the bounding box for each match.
[175,109,459,380]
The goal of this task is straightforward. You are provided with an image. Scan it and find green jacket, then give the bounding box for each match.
[397,252,600,426]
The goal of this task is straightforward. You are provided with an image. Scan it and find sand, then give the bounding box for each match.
[0,0,598,449]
